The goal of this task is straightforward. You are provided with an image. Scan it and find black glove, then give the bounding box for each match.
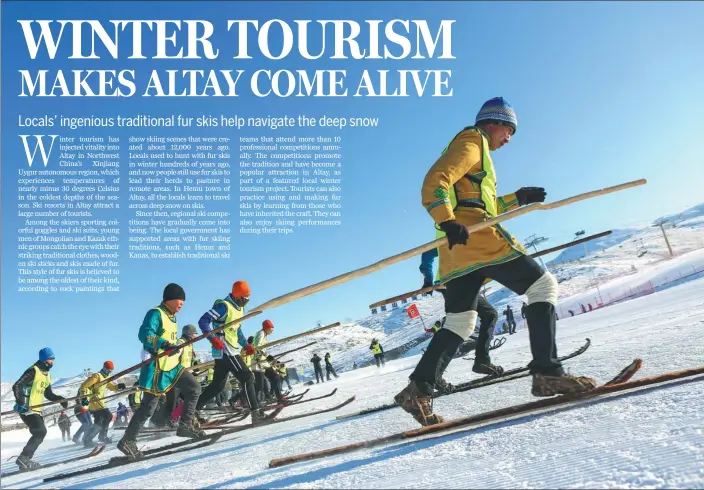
[516,187,546,206]
[60,399,69,409]
[439,220,470,250]
[117,383,126,390]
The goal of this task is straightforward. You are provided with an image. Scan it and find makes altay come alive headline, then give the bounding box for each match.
[18,19,455,98]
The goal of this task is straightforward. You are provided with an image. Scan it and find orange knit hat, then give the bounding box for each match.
[232,280,251,298]
[263,319,274,331]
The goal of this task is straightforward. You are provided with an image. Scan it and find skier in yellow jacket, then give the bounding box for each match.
[11,348,69,472]
[79,361,125,446]
[395,97,597,426]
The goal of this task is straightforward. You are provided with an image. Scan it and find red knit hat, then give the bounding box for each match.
[232,281,251,298]
[263,320,274,331]
[104,361,114,370]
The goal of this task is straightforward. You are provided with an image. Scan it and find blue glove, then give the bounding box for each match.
[14,403,29,414]
[81,398,90,407]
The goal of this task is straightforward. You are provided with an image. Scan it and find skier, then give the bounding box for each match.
[72,400,91,444]
[277,362,292,390]
[194,281,263,422]
[370,339,385,367]
[79,361,125,446]
[353,362,358,370]
[114,402,129,425]
[117,283,205,459]
[503,305,517,334]
[11,347,69,471]
[311,354,325,383]
[324,353,339,380]
[395,97,597,426]
[521,302,528,319]
[252,320,286,403]
[57,410,72,441]
[150,324,198,428]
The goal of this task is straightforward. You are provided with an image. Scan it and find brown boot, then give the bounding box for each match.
[394,380,445,426]
[531,372,598,397]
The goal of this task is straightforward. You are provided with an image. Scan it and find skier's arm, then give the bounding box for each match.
[43,384,66,403]
[497,192,520,213]
[198,302,229,339]
[139,309,170,352]
[421,129,483,225]
[237,327,248,349]
[12,367,35,406]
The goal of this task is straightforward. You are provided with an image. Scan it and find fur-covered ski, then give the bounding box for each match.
[43,430,231,483]
[336,338,592,421]
[271,359,699,469]
[1,444,105,478]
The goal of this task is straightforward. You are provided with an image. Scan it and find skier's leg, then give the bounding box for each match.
[228,355,260,411]
[264,368,283,400]
[483,255,596,395]
[18,413,47,461]
[474,296,500,371]
[196,358,229,410]
[173,370,201,432]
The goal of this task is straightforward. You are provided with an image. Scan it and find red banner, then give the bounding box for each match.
[406,304,420,319]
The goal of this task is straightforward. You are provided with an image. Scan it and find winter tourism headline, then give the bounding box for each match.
[18,19,455,98]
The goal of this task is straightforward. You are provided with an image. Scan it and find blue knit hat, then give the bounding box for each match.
[39,347,55,362]
[475,97,517,133]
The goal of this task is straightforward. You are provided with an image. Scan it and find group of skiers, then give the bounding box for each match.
[399,96,598,426]
[10,280,302,468]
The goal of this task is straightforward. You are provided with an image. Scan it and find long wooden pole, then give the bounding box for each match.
[256,180,645,314]
[369,230,615,309]
[93,180,645,391]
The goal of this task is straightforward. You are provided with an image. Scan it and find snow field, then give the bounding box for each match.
[1,277,703,488]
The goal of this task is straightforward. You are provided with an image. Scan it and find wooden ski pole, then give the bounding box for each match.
[95,179,646,390]
[370,229,615,308]
[255,179,646,313]
[273,341,318,359]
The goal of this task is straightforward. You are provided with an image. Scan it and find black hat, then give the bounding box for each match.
[163,283,186,302]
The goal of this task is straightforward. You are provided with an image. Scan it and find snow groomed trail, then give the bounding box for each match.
[1,278,703,489]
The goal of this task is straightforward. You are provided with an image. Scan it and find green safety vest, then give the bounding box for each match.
[212,299,244,350]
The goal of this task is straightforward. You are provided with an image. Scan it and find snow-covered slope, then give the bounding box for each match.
[2,277,702,488]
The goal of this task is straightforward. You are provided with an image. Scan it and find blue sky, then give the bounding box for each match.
[2,1,703,381]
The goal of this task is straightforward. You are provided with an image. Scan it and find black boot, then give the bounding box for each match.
[524,302,563,375]
[410,328,463,388]
[16,454,41,472]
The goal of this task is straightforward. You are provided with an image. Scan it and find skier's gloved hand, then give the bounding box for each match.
[243,344,256,356]
[13,403,29,414]
[515,187,546,205]
[81,398,90,407]
[117,383,126,390]
[439,220,470,250]
[210,337,225,351]
[160,341,180,357]
[60,399,69,409]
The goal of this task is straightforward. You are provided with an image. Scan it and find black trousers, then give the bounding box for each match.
[325,365,338,380]
[313,365,324,383]
[19,413,47,459]
[411,255,563,389]
[60,425,71,440]
[264,367,283,399]
[123,370,201,441]
[198,355,258,411]
[374,353,385,367]
[84,408,112,444]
